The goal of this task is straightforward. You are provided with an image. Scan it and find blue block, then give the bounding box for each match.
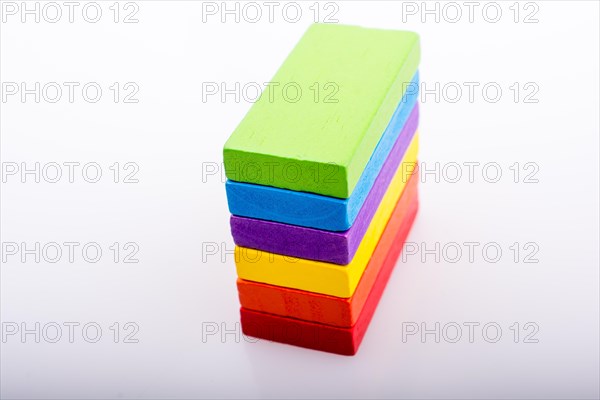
[225,72,419,232]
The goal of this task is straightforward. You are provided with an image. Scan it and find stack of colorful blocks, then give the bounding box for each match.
[223,24,420,355]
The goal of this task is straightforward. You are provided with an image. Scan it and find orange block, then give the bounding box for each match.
[237,171,418,328]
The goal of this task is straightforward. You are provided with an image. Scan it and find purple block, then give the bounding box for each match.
[230,108,418,265]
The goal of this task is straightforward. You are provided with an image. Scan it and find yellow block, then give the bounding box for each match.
[234,134,419,298]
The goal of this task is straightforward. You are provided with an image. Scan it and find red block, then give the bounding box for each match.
[238,172,418,328]
[240,187,419,355]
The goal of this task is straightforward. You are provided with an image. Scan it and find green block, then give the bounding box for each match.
[223,24,420,198]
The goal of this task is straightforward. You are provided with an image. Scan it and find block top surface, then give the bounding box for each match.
[223,24,419,198]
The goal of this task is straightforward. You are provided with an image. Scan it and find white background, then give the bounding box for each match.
[1,1,599,399]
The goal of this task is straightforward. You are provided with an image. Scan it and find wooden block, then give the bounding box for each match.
[226,83,419,232]
[234,135,418,298]
[240,196,419,355]
[230,106,418,264]
[224,24,420,198]
[237,173,418,327]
